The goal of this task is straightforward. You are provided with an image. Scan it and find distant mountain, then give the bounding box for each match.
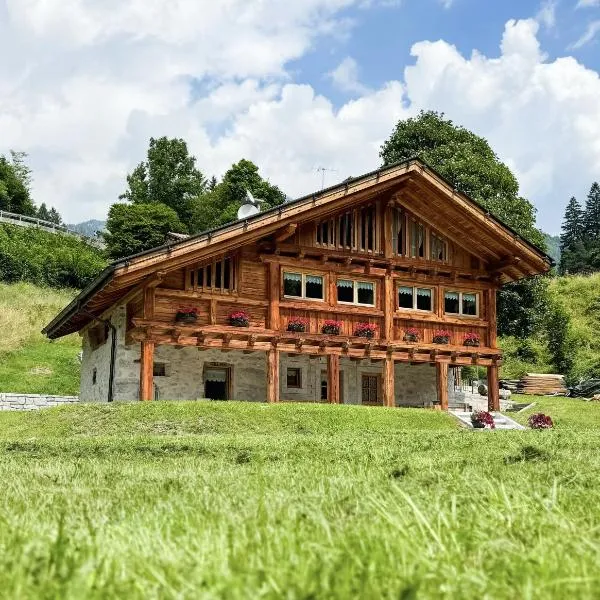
[544,233,561,265]
[67,219,106,238]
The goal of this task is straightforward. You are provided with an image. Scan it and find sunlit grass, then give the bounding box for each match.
[0,399,599,599]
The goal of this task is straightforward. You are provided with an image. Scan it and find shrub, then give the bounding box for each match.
[471,410,495,429]
[528,413,554,429]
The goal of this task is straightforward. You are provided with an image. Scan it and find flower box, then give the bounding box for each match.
[175,307,198,324]
[471,410,495,429]
[321,320,342,335]
[403,327,420,343]
[287,318,309,333]
[229,311,250,327]
[463,333,480,347]
[433,330,451,344]
[354,323,377,338]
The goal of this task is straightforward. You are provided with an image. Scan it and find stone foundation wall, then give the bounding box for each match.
[0,393,79,411]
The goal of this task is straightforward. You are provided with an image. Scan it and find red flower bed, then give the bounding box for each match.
[287,317,309,333]
[463,332,480,347]
[229,310,250,327]
[528,413,554,429]
[433,329,452,344]
[354,323,377,338]
[471,410,495,429]
[404,327,420,342]
[321,320,342,335]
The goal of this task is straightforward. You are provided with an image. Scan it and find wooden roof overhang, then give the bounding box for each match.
[43,158,553,339]
[127,322,502,367]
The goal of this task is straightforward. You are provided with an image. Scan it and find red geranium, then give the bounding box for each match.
[471,410,495,429]
[528,413,554,429]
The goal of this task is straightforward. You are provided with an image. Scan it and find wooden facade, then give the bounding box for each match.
[44,159,552,410]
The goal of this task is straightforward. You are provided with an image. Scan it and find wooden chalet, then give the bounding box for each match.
[43,159,552,410]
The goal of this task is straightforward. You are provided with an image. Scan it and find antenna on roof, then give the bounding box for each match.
[237,189,265,220]
[316,167,337,190]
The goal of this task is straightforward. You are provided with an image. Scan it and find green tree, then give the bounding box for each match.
[583,182,600,240]
[560,197,586,274]
[0,154,36,216]
[544,297,576,379]
[120,137,207,230]
[37,203,51,221]
[47,207,62,225]
[191,159,286,232]
[103,203,186,260]
[380,110,548,337]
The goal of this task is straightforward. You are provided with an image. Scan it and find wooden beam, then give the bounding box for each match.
[487,288,497,349]
[384,201,394,259]
[487,364,500,412]
[268,262,280,330]
[139,340,154,401]
[267,347,279,403]
[209,299,217,325]
[327,354,340,404]
[274,223,297,243]
[436,362,448,411]
[383,354,395,407]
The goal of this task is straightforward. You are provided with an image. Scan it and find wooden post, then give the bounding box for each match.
[383,353,395,407]
[436,362,448,411]
[384,274,394,340]
[268,263,280,330]
[267,347,279,403]
[143,286,155,320]
[487,288,497,348]
[139,340,154,401]
[487,364,500,412]
[384,201,394,259]
[327,354,340,404]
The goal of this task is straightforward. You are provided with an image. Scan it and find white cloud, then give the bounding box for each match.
[536,0,556,28]
[0,2,599,235]
[440,0,454,8]
[576,0,600,7]
[569,20,600,48]
[328,57,370,94]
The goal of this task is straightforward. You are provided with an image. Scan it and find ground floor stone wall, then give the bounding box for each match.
[0,393,79,411]
[80,302,456,406]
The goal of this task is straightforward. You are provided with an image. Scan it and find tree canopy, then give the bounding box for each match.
[120,137,207,229]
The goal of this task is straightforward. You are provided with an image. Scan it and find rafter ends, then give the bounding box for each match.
[472,352,480,364]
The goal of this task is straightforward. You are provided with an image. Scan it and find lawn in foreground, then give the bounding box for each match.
[0,400,599,599]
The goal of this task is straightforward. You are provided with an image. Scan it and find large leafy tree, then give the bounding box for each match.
[191,159,286,233]
[120,137,207,230]
[380,110,547,338]
[103,203,186,260]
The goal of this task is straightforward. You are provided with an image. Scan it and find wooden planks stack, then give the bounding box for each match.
[516,373,567,396]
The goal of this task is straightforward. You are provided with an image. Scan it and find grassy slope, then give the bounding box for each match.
[0,282,80,394]
[0,400,599,599]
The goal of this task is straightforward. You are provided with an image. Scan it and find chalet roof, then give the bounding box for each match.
[43,157,553,339]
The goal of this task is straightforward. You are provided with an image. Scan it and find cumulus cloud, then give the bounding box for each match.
[0,2,599,235]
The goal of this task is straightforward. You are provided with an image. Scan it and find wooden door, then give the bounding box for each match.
[361,374,382,406]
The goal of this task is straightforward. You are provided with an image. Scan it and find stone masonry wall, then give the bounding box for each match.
[0,393,79,411]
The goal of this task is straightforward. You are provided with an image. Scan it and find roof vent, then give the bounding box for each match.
[237,190,265,220]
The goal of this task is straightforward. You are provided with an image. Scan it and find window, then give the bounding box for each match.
[445,291,479,317]
[287,368,302,389]
[315,203,378,252]
[410,221,425,259]
[153,363,167,377]
[283,272,324,301]
[337,279,375,306]
[190,256,235,293]
[430,233,447,262]
[392,207,405,256]
[398,286,433,312]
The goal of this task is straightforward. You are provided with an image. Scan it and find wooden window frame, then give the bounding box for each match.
[397,285,434,313]
[444,290,480,318]
[282,271,326,302]
[315,203,378,253]
[186,255,238,294]
[336,278,376,307]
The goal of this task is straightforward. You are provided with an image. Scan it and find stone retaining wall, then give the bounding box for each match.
[0,393,79,411]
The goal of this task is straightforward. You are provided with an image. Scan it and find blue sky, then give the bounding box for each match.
[0,0,599,233]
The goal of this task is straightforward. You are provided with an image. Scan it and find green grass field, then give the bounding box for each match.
[0,398,599,599]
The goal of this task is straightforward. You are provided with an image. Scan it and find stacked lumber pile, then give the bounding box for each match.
[516,373,567,396]
[500,379,519,393]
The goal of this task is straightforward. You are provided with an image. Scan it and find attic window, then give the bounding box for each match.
[188,256,236,293]
[315,203,378,253]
